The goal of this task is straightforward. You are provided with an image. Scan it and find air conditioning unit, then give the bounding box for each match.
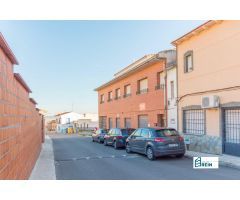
[201,95,220,109]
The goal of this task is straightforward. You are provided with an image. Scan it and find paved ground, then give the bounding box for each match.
[51,134,240,180]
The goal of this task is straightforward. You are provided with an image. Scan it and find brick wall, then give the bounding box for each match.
[0,47,43,179]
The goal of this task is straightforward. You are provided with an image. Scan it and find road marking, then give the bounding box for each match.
[55,154,141,162]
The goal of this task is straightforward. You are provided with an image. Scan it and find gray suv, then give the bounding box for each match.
[125,128,185,160]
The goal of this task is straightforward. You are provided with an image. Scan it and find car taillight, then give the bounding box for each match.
[179,136,184,142]
[116,136,123,139]
[154,138,165,142]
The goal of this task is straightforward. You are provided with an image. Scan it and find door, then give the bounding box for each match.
[124,118,131,128]
[99,116,107,129]
[116,118,120,128]
[157,114,165,127]
[109,118,113,129]
[138,115,148,128]
[223,108,240,156]
[139,128,150,153]
[130,129,142,152]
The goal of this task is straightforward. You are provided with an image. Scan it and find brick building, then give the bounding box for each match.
[0,33,43,179]
[95,50,176,129]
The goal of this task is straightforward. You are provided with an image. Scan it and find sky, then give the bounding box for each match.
[0,20,205,115]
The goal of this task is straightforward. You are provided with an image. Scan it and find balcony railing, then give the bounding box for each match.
[155,84,165,90]
[114,96,121,100]
[123,93,132,98]
[136,88,148,95]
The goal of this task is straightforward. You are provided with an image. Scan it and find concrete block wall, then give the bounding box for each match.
[0,46,43,179]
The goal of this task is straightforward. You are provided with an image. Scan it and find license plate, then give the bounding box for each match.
[169,144,178,147]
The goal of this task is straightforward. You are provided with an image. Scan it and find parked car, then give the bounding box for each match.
[103,128,136,149]
[92,129,108,143]
[125,128,185,160]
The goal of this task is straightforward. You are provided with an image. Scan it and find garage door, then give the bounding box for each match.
[138,115,148,128]
[223,108,240,156]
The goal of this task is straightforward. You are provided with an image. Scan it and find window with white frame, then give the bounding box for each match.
[184,51,193,73]
[138,78,148,94]
[100,94,105,103]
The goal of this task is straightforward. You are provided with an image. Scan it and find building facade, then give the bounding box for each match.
[173,20,240,156]
[95,50,176,130]
[0,33,43,179]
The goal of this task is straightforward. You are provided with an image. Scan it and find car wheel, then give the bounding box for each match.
[92,138,95,142]
[114,141,118,149]
[104,139,108,146]
[146,147,156,161]
[176,154,184,158]
[126,143,132,154]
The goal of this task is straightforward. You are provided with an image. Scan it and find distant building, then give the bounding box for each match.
[55,112,98,133]
[95,50,176,129]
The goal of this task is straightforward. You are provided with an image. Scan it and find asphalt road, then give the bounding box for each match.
[51,134,240,180]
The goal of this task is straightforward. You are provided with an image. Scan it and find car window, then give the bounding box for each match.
[121,129,135,136]
[100,129,107,134]
[133,129,142,137]
[115,129,121,135]
[155,129,179,137]
[108,129,113,135]
[141,129,150,138]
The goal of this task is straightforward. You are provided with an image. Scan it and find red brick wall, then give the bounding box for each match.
[0,48,43,180]
[98,60,166,129]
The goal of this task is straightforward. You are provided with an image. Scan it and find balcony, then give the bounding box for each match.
[107,99,113,102]
[155,84,165,90]
[136,88,148,95]
[114,96,121,100]
[123,93,131,98]
[100,101,105,104]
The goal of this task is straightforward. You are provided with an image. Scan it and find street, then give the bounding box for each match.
[51,134,240,180]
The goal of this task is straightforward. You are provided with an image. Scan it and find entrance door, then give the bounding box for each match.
[157,114,165,127]
[138,115,148,128]
[116,118,120,128]
[99,116,107,129]
[124,118,131,128]
[223,108,240,156]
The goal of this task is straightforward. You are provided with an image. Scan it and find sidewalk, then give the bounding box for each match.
[185,150,240,170]
[29,135,56,180]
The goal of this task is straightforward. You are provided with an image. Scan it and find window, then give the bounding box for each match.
[124,84,131,98]
[156,72,165,90]
[137,78,148,94]
[100,94,105,104]
[170,81,174,99]
[115,88,121,100]
[132,129,142,137]
[184,51,193,73]
[99,116,107,129]
[183,109,205,135]
[155,129,179,137]
[108,91,113,101]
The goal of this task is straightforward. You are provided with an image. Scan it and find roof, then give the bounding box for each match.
[14,73,32,93]
[172,20,223,46]
[29,98,37,105]
[94,53,165,91]
[55,111,72,116]
[0,33,19,65]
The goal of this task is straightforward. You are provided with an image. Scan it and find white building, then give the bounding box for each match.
[166,65,177,130]
[55,112,98,133]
